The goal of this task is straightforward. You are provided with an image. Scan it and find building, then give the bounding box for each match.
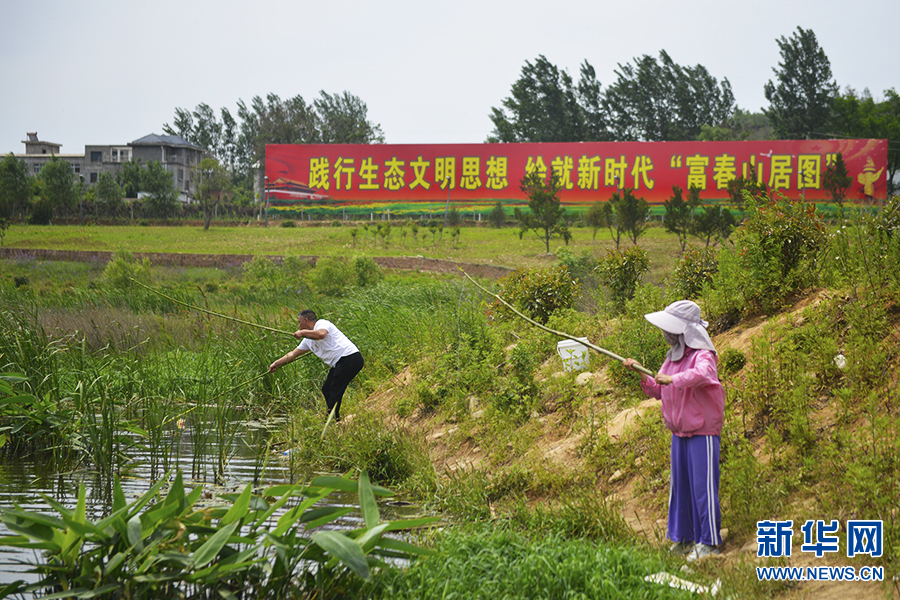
[15,132,205,201]
[18,132,83,178]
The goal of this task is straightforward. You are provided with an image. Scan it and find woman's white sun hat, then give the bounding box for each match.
[645,300,716,359]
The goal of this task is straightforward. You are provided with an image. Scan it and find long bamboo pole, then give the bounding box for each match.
[461,269,657,378]
[129,277,295,336]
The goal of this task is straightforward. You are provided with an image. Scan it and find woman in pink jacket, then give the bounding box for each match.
[624,300,725,562]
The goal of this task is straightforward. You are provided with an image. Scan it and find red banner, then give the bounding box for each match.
[266,139,888,205]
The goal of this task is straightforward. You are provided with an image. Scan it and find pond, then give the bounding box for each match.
[0,418,420,587]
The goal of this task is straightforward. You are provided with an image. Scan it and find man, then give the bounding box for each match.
[269,309,364,422]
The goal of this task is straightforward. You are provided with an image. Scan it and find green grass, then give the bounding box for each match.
[2,223,683,280]
[360,523,698,600]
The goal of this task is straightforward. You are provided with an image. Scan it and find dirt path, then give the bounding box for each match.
[0,247,512,279]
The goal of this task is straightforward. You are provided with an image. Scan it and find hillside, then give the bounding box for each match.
[359,287,899,600]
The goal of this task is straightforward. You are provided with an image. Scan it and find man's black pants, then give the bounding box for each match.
[321,352,364,421]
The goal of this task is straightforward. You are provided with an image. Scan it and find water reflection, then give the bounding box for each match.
[0,419,419,586]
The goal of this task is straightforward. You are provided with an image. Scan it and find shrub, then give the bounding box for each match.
[671,244,717,300]
[596,246,650,311]
[280,219,296,228]
[491,265,579,324]
[728,191,827,313]
[242,255,280,285]
[353,255,383,288]
[331,219,342,227]
[103,250,152,290]
[29,198,53,225]
[555,246,597,281]
[314,256,355,296]
[719,347,747,376]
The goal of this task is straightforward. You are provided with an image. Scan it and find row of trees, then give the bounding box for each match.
[0,153,239,233]
[512,151,857,255]
[162,91,384,202]
[489,28,899,196]
[488,52,735,144]
[513,168,738,255]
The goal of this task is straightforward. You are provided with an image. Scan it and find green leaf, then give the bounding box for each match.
[384,516,441,531]
[0,394,36,406]
[126,515,143,548]
[375,536,437,556]
[42,588,91,599]
[162,470,185,507]
[309,475,357,493]
[311,530,370,580]
[358,471,379,529]
[70,584,122,598]
[311,475,394,497]
[190,521,238,569]
[355,522,388,553]
[271,504,305,537]
[302,506,354,529]
[0,373,28,384]
[184,484,204,511]
[220,484,251,526]
[0,581,25,598]
[112,477,126,513]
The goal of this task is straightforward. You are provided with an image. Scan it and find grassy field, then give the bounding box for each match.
[1,222,684,283]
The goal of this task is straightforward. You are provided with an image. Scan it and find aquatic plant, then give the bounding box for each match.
[0,469,436,599]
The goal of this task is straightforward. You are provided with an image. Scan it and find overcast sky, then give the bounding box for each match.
[2,0,897,155]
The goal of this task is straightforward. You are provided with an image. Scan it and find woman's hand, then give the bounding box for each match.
[623,358,642,371]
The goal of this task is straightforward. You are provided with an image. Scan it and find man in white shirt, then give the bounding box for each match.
[268,309,364,422]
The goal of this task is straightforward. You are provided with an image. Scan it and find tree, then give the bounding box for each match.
[191,103,222,156]
[118,160,144,198]
[691,203,736,247]
[822,153,852,210]
[763,27,838,139]
[236,93,320,206]
[143,161,178,224]
[163,107,194,141]
[40,156,78,223]
[220,107,239,173]
[193,158,232,231]
[314,91,385,144]
[0,153,30,222]
[583,201,611,239]
[95,172,125,218]
[664,185,701,252]
[515,170,567,254]
[487,56,610,143]
[615,187,650,245]
[603,50,734,141]
[488,201,506,228]
[830,87,900,198]
[726,164,767,212]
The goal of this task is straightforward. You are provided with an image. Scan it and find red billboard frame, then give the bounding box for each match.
[266,139,888,206]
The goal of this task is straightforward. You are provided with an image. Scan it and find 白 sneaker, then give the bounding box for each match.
[669,541,693,555]
[686,543,719,562]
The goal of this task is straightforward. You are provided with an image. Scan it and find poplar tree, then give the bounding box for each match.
[763,27,838,139]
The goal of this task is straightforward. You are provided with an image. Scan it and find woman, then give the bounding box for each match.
[623,300,725,562]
